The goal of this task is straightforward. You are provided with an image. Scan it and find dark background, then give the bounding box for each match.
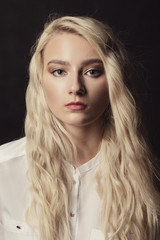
[0,0,160,160]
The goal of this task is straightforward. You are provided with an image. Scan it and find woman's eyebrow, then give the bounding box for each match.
[47,58,103,66]
[47,59,69,65]
[81,58,103,67]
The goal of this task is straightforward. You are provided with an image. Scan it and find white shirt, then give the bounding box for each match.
[0,138,105,240]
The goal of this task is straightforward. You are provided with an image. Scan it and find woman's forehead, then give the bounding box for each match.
[42,32,102,66]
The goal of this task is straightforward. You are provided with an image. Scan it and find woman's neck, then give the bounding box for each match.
[63,119,104,166]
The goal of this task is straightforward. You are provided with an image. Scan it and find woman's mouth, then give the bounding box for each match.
[65,102,87,110]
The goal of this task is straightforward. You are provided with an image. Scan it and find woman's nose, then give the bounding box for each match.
[68,73,86,96]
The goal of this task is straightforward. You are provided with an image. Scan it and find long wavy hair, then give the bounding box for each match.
[25,15,160,240]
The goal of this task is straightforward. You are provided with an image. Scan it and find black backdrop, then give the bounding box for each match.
[0,0,160,159]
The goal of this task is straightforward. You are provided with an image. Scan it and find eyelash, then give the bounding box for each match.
[85,69,102,77]
[51,69,66,76]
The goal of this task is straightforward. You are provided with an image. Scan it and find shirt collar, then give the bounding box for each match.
[63,151,100,176]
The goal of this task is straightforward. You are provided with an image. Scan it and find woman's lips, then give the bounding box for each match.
[65,102,87,110]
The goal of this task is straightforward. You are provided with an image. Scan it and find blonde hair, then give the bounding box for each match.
[25,15,160,240]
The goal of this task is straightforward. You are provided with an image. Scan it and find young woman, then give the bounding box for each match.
[0,15,159,240]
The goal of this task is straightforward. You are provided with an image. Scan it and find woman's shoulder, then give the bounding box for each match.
[0,137,28,193]
[0,137,26,164]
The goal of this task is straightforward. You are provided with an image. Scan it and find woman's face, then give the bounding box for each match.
[42,32,109,129]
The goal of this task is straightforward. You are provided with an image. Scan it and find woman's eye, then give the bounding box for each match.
[51,69,66,76]
[85,69,102,77]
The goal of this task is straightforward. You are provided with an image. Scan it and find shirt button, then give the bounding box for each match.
[70,212,75,217]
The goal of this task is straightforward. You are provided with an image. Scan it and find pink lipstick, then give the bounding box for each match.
[66,102,87,110]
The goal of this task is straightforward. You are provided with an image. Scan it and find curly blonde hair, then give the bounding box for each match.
[25,15,160,240]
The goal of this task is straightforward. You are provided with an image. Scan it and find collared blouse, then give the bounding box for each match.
[0,138,104,240]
